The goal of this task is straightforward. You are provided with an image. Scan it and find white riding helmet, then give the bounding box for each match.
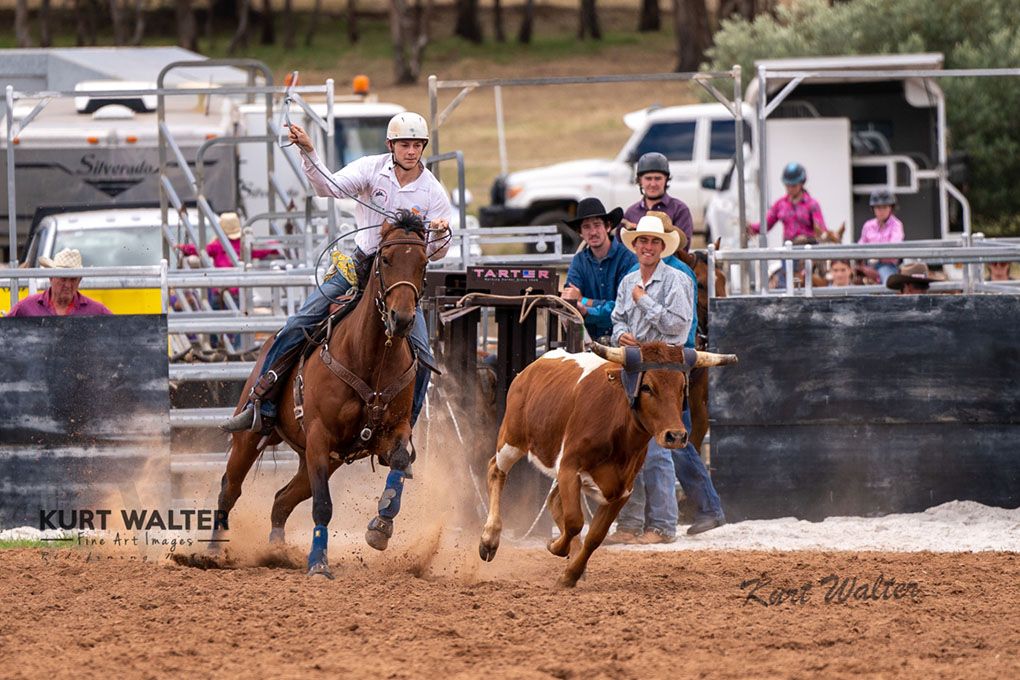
[386,112,429,145]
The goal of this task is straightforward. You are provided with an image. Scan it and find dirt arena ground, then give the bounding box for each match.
[2,542,1018,679]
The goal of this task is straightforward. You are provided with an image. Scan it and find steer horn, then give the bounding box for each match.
[694,351,739,367]
[591,342,626,365]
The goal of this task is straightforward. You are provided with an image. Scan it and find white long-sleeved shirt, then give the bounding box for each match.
[302,150,452,258]
[611,259,694,346]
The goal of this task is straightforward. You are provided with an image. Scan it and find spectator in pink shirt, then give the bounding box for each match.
[858,189,904,285]
[5,248,112,318]
[177,212,281,306]
[749,162,827,243]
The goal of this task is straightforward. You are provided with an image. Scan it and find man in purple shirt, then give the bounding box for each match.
[621,152,693,251]
[5,248,112,318]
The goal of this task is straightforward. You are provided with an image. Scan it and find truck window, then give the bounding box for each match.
[634,122,696,162]
[54,227,163,267]
[334,117,392,168]
[709,120,753,160]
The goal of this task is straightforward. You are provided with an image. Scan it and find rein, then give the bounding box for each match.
[314,228,427,442]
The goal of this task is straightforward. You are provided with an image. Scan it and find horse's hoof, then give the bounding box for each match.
[268,527,286,545]
[365,516,393,552]
[546,537,570,558]
[478,540,498,562]
[557,573,579,589]
[307,561,334,579]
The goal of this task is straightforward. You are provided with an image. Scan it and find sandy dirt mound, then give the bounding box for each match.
[2,545,1018,679]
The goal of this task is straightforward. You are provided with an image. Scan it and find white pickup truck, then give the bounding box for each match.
[480,102,752,249]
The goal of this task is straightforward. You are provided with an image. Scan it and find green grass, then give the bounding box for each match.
[0,538,75,550]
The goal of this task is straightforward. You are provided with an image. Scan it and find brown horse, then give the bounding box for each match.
[214,212,429,578]
[677,240,727,452]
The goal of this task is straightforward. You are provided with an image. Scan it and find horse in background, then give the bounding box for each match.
[677,239,727,452]
[214,211,430,578]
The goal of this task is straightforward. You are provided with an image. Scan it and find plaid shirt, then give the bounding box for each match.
[611,260,694,346]
[751,190,826,242]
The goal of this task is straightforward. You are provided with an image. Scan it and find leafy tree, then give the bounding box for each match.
[705,0,1020,233]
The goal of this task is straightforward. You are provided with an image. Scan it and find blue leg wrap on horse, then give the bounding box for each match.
[307,524,328,568]
[378,470,406,520]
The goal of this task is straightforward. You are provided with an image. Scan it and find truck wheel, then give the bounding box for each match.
[530,209,580,254]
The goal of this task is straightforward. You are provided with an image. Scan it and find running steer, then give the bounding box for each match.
[478,341,737,587]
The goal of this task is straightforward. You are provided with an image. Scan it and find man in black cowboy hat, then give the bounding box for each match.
[887,261,936,294]
[562,197,637,341]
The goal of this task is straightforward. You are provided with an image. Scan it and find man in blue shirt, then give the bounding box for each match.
[561,197,637,342]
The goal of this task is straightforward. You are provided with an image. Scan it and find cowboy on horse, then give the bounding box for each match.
[217,112,453,573]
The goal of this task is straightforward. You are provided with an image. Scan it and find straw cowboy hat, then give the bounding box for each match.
[39,248,83,271]
[621,214,682,257]
[887,261,936,290]
[642,210,688,253]
[219,212,242,240]
[563,197,623,231]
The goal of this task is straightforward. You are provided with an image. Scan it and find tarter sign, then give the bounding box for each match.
[466,267,557,295]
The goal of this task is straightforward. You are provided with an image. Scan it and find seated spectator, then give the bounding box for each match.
[987,261,1015,282]
[887,261,935,295]
[177,212,281,306]
[5,248,112,317]
[828,259,856,287]
[859,189,904,284]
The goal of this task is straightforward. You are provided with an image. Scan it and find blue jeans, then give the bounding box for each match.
[671,407,724,522]
[616,437,679,537]
[258,274,433,424]
[874,262,898,285]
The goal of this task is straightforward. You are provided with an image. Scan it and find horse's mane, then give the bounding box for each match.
[388,209,426,237]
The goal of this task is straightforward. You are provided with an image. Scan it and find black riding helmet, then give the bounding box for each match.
[636,152,670,179]
[869,188,896,207]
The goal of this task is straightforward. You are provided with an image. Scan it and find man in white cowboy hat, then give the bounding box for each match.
[5,248,112,318]
[561,197,636,342]
[604,214,693,545]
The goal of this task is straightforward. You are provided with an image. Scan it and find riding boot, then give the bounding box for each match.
[220,370,279,433]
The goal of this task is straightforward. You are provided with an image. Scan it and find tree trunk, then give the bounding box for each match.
[16,0,34,47]
[75,0,87,46]
[228,0,251,54]
[305,0,322,47]
[260,0,275,44]
[282,0,296,49]
[39,0,52,47]
[389,0,429,85]
[493,0,505,42]
[578,0,601,40]
[109,0,127,44]
[176,0,198,51]
[717,0,755,23]
[638,0,659,32]
[454,0,482,44]
[346,0,359,43]
[673,0,710,73]
[130,0,146,45]
[517,0,534,44]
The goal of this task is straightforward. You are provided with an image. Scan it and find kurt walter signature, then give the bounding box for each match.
[740,573,921,607]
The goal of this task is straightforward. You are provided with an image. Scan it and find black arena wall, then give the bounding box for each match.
[708,295,1020,521]
[0,315,170,528]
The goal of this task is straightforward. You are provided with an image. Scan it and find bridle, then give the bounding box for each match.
[372,226,428,343]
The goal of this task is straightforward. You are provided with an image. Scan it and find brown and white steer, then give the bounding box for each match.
[478,341,737,587]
